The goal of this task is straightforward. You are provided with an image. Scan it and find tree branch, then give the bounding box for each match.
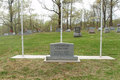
[38,0,59,14]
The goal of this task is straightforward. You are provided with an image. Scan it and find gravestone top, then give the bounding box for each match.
[75,26,81,33]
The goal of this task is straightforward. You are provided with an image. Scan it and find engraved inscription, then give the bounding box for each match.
[53,44,70,56]
[54,51,69,56]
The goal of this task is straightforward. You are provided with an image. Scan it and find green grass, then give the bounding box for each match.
[0,31,120,80]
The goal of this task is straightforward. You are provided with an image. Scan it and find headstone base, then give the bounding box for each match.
[44,57,80,62]
[46,55,78,60]
[74,33,82,37]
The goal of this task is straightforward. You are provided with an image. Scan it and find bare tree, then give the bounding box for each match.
[38,0,61,28]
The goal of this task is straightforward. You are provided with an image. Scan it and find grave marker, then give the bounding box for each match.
[56,28,61,32]
[116,27,120,33]
[50,25,52,32]
[104,27,110,33]
[4,33,9,36]
[74,26,82,37]
[89,30,95,34]
[25,30,33,34]
[46,43,79,61]
[110,27,115,31]
[66,29,71,32]
[33,30,36,33]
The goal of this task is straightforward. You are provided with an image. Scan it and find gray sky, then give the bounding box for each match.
[31,0,120,20]
[31,0,96,14]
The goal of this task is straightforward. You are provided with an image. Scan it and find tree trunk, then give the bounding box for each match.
[14,14,17,34]
[70,1,72,30]
[18,0,20,32]
[67,12,69,29]
[9,4,13,32]
[109,0,113,27]
[58,5,61,28]
[103,0,106,28]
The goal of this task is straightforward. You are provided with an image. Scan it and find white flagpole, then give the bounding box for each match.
[100,0,103,57]
[21,0,24,57]
[60,0,63,43]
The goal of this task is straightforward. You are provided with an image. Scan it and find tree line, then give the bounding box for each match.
[0,0,120,34]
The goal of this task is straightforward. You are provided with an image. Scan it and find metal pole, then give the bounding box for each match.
[60,0,63,43]
[100,0,103,57]
[21,0,24,57]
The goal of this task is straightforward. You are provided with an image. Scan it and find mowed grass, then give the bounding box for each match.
[0,30,120,80]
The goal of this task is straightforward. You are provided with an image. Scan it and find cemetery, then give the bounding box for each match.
[0,31,120,80]
[0,0,120,80]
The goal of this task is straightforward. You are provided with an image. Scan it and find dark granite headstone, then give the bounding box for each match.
[89,30,95,34]
[45,43,79,62]
[116,27,120,33]
[74,26,82,37]
[104,27,110,33]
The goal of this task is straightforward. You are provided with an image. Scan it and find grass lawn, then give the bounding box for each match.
[0,30,120,80]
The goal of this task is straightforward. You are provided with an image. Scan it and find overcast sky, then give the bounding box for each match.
[31,0,95,15]
[31,0,120,20]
